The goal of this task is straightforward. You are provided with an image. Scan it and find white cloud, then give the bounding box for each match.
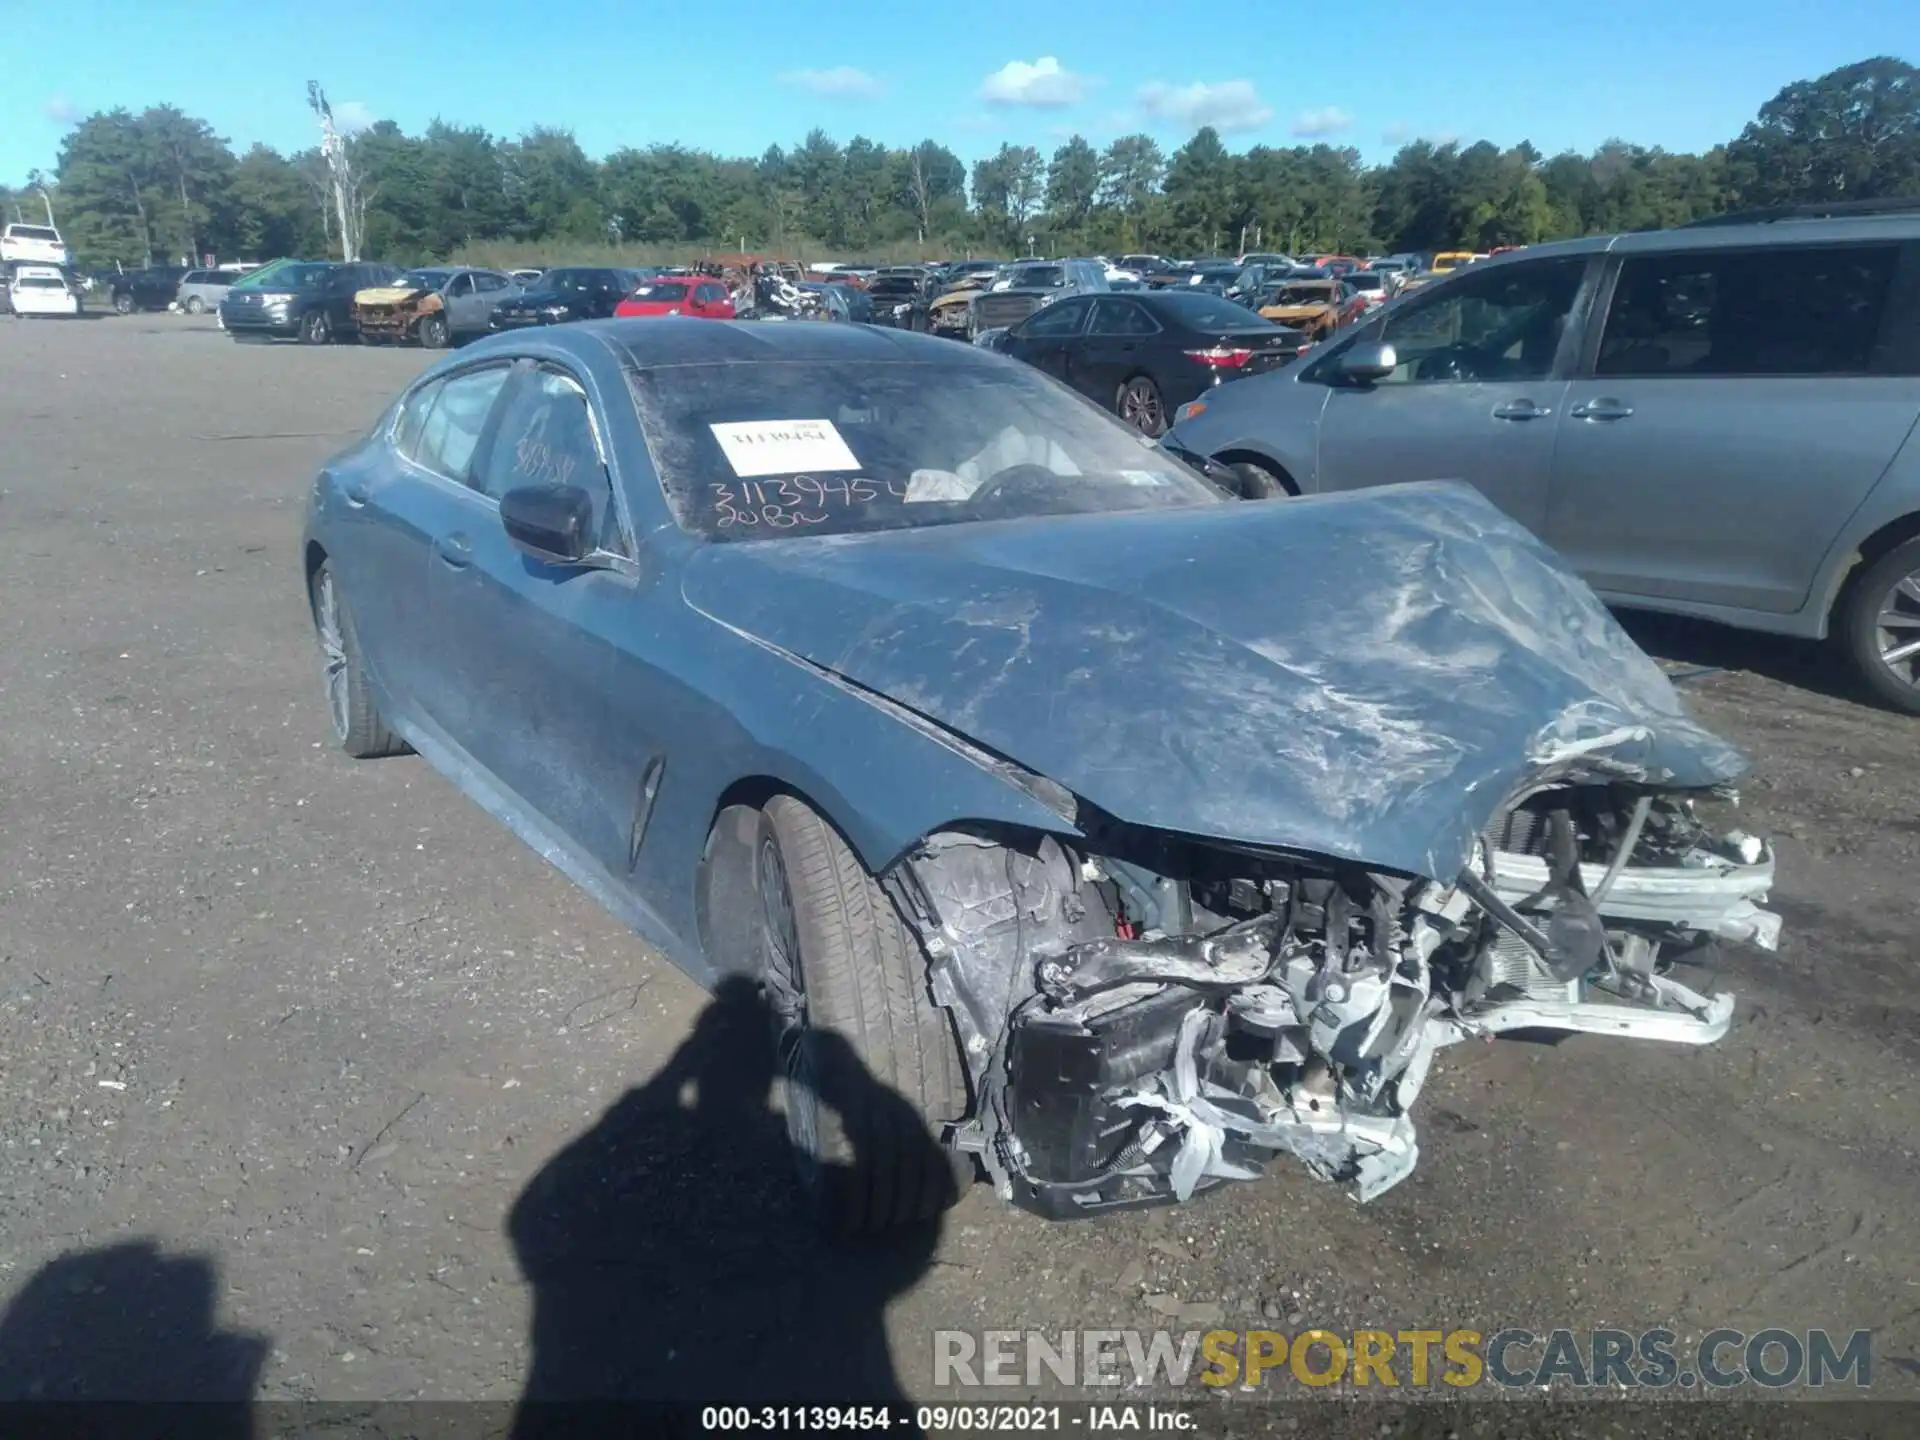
[954,113,999,133]
[332,100,375,135]
[1136,79,1273,134]
[43,95,80,125]
[1292,106,1353,138]
[779,67,885,99]
[980,57,1088,108]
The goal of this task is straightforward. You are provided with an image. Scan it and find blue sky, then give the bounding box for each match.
[4,0,1907,183]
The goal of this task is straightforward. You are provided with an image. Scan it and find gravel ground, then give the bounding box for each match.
[0,316,1914,1423]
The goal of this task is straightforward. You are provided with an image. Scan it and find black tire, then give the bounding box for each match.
[418,312,450,349]
[299,308,331,345]
[1116,375,1168,437]
[184,296,204,314]
[753,795,970,1236]
[112,291,134,315]
[1228,459,1290,500]
[1838,535,1920,715]
[309,561,410,758]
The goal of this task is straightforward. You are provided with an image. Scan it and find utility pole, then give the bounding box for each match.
[308,81,361,261]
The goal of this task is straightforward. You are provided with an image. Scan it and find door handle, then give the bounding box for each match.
[1490,400,1551,421]
[434,533,473,569]
[1570,398,1634,422]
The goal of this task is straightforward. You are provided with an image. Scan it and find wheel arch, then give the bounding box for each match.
[1819,508,1920,633]
[1212,449,1302,496]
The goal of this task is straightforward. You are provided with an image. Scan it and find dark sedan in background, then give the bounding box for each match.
[979,289,1307,442]
[490,267,638,330]
[220,261,403,343]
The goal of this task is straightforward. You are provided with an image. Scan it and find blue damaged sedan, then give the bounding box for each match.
[303,320,1780,1234]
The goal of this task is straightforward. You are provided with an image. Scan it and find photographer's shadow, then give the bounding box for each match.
[508,976,949,1424]
[0,1239,265,1436]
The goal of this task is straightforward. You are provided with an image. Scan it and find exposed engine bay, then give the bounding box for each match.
[883,781,1778,1217]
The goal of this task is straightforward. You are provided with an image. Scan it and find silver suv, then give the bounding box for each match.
[1163,200,1920,712]
[967,259,1109,336]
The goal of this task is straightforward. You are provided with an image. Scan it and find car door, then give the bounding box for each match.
[1008,297,1094,380]
[471,271,510,329]
[1545,239,1918,614]
[1072,297,1161,405]
[1310,254,1593,534]
[441,271,480,333]
[334,361,515,721]
[427,360,666,891]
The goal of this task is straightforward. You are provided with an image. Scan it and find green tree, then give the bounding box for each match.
[1045,135,1099,238]
[1726,57,1920,205]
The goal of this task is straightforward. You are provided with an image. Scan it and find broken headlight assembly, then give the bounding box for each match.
[884,783,1777,1218]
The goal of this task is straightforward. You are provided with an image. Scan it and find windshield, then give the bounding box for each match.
[246,262,334,291]
[1265,285,1332,306]
[529,269,604,295]
[1004,265,1065,289]
[869,278,920,297]
[1347,273,1384,290]
[629,282,690,301]
[398,268,453,289]
[16,276,66,289]
[631,358,1221,542]
[8,226,60,242]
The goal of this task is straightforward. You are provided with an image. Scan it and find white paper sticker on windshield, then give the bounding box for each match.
[710,419,860,477]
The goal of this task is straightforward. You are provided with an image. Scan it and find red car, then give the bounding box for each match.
[614,276,736,320]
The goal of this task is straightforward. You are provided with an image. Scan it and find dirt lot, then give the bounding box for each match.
[0,315,1915,1419]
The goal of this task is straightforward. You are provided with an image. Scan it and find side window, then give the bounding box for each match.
[1596,244,1898,379]
[447,273,473,297]
[1375,257,1586,384]
[473,367,625,554]
[412,365,513,483]
[393,377,444,459]
[1020,299,1091,338]
[1088,298,1157,335]
[474,272,506,292]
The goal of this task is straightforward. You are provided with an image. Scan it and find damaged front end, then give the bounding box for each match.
[353,285,438,344]
[886,781,1776,1218]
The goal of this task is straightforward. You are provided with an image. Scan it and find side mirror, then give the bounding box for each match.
[1338,341,1398,383]
[501,485,594,564]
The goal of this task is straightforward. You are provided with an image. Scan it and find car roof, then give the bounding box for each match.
[596,316,995,369]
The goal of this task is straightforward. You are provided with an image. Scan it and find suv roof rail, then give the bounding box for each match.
[1680,196,1920,228]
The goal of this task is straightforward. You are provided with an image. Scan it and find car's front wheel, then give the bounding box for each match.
[1117,375,1168,437]
[300,309,332,345]
[753,795,970,1236]
[1839,535,1920,714]
[112,291,133,315]
[184,296,204,314]
[309,561,410,757]
[418,312,450,349]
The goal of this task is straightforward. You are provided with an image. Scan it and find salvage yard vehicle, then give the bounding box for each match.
[219,261,403,343]
[355,267,519,347]
[490,267,636,330]
[979,290,1307,441]
[173,268,239,314]
[865,269,936,329]
[304,317,1777,1235]
[1255,277,1367,338]
[108,265,189,314]
[616,276,737,320]
[7,266,81,318]
[965,259,1109,337]
[1,222,71,268]
[927,266,1003,338]
[1162,200,1920,711]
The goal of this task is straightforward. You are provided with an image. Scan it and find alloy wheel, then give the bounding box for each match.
[1873,567,1920,693]
[1120,378,1165,436]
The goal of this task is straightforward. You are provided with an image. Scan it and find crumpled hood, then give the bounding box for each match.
[354,285,429,306]
[683,482,1746,879]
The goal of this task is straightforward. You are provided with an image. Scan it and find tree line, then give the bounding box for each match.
[4,57,1915,270]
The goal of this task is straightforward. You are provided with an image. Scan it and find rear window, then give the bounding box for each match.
[17,276,66,289]
[1347,273,1384,290]
[1154,293,1270,329]
[8,226,60,242]
[1003,265,1065,288]
[629,282,690,301]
